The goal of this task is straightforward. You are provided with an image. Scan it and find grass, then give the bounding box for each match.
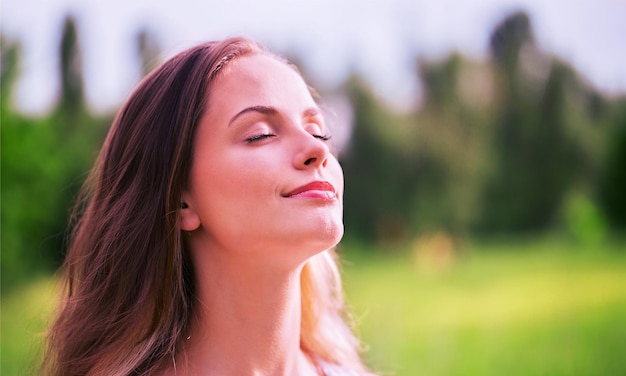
[2,276,59,375]
[2,238,625,375]
[341,238,626,375]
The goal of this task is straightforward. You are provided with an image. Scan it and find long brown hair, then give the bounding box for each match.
[43,37,368,375]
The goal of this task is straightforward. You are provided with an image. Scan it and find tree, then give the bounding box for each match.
[599,103,626,231]
[136,28,161,77]
[477,12,582,233]
[1,17,106,290]
[57,16,84,123]
[341,76,416,244]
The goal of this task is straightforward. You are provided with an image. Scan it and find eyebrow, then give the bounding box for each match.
[228,105,323,127]
[228,106,277,127]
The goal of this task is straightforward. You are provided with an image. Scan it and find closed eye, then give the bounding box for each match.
[313,134,332,142]
[246,133,276,143]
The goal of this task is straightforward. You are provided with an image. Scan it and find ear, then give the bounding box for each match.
[179,192,201,232]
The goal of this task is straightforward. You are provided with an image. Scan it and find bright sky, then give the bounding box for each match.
[2,0,625,114]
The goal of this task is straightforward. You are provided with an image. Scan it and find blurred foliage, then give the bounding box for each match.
[1,11,625,292]
[58,17,84,122]
[341,75,419,244]
[1,17,108,291]
[599,102,626,228]
[560,190,608,246]
[341,11,625,243]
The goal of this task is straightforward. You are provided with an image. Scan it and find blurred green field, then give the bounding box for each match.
[1,275,59,375]
[342,238,626,375]
[2,239,626,375]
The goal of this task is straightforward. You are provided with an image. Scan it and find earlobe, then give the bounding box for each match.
[179,195,201,231]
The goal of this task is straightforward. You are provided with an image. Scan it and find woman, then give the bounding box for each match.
[43,37,373,375]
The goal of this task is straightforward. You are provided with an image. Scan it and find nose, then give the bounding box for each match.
[293,131,329,170]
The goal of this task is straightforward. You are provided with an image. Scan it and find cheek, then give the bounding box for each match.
[329,157,345,193]
[222,153,276,190]
[191,151,275,206]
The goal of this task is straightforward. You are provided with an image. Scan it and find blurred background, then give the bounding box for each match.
[2,0,625,375]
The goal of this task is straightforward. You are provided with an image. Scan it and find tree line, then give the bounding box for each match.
[341,12,626,245]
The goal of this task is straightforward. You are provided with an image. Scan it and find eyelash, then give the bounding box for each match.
[245,133,276,143]
[245,133,332,143]
[314,134,332,142]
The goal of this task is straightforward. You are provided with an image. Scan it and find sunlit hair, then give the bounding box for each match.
[42,37,369,375]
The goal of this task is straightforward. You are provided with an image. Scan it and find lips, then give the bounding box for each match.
[283,181,337,200]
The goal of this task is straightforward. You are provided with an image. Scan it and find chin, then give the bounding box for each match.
[308,220,344,252]
[327,222,345,247]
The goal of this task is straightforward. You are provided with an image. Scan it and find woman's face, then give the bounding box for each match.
[182,54,344,261]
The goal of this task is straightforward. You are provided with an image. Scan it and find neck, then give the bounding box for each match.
[179,243,317,375]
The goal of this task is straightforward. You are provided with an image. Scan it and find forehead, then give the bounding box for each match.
[219,53,301,85]
[207,54,315,112]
